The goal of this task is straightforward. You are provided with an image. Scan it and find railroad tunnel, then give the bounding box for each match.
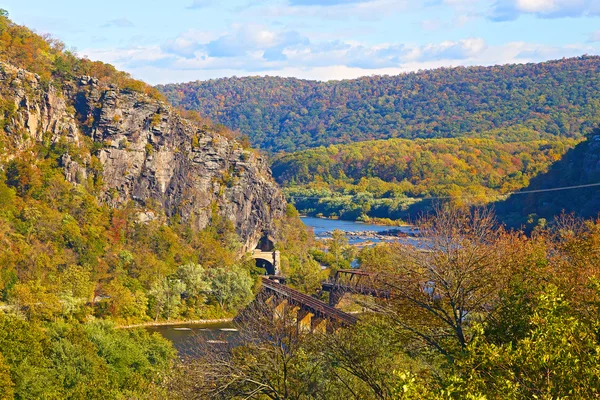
[252,234,280,275]
[255,258,276,275]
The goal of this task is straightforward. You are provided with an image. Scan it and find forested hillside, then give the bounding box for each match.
[271,135,578,221]
[3,7,600,399]
[0,11,316,397]
[0,9,290,325]
[496,132,600,228]
[159,57,600,152]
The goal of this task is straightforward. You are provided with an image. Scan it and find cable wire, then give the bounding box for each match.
[287,181,600,202]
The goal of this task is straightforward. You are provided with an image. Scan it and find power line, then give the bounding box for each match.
[287,181,600,202]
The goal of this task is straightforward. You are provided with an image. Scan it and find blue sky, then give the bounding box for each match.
[4,0,600,84]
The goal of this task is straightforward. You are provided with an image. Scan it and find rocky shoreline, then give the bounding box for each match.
[316,228,419,242]
[117,318,233,329]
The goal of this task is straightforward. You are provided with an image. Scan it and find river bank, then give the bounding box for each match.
[117,318,233,329]
[300,215,410,227]
[316,228,418,240]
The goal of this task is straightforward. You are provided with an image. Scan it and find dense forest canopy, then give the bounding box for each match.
[271,135,578,221]
[159,56,600,152]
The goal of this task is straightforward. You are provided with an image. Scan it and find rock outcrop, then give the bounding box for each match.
[0,62,286,251]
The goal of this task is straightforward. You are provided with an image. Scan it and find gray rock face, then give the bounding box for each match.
[0,63,286,251]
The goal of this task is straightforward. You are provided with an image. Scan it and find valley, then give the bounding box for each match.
[159,58,600,225]
[1,5,600,399]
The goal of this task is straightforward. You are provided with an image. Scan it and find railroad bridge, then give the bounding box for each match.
[236,266,391,333]
[235,277,358,332]
[241,234,390,332]
[321,269,390,307]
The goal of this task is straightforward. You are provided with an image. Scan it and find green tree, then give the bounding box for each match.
[0,353,14,400]
[149,277,186,321]
[177,263,210,299]
[208,267,253,312]
[447,286,600,399]
[326,229,355,271]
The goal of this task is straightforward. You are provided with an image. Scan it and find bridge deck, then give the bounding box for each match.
[261,277,358,325]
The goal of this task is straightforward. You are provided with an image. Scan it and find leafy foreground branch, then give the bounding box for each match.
[168,207,600,400]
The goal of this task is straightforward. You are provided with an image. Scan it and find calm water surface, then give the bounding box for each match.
[146,321,238,357]
[300,216,410,235]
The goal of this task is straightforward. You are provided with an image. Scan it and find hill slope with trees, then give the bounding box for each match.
[271,134,578,221]
[495,131,600,228]
[0,10,318,397]
[158,56,600,152]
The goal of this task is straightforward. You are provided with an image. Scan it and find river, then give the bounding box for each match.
[299,216,404,235]
[300,216,421,246]
[146,321,238,357]
[149,217,417,354]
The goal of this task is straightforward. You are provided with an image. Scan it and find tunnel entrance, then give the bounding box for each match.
[251,233,280,276]
[255,258,275,276]
[257,235,275,252]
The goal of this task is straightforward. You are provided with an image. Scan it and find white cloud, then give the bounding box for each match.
[80,21,595,85]
[101,18,135,28]
[490,0,600,20]
[589,29,600,42]
[161,30,220,58]
[410,38,487,61]
[516,0,555,13]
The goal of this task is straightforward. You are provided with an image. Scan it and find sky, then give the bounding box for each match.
[4,0,600,84]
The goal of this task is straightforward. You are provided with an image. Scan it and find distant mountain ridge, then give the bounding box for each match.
[158,56,600,152]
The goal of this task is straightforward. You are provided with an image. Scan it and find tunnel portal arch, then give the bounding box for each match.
[254,257,275,275]
[251,234,280,275]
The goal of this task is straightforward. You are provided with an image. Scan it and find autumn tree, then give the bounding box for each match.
[446,287,600,399]
[360,206,515,357]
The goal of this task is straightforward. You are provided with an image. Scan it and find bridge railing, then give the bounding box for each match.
[322,269,392,306]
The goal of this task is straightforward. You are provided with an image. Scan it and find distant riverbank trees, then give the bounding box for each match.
[273,136,577,222]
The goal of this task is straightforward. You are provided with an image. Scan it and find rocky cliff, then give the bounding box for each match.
[0,62,286,251]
